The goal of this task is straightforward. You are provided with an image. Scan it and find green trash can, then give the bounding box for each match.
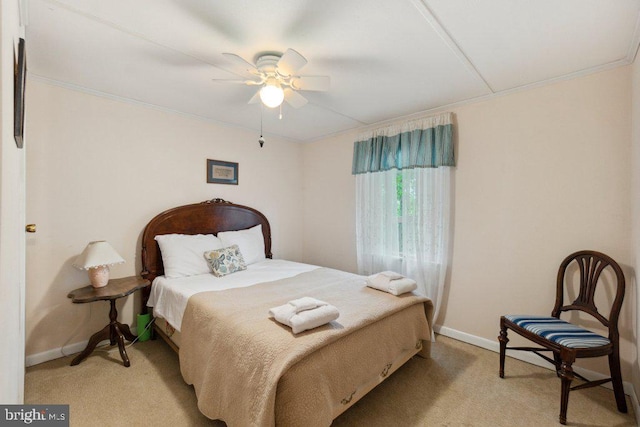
[137,313,152,342]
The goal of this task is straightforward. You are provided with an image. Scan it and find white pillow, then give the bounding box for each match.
[155,234,223,278]
[217,224,266,265]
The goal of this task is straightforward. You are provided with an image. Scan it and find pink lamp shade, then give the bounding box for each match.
[73,241,125,288]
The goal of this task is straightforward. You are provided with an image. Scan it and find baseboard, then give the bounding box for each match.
[26,339,111,367]
[26,320,152,367]
[434,325,636,398]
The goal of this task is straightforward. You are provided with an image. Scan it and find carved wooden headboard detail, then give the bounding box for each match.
[140,198,272,309]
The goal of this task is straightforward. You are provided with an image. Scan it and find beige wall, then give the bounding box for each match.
[303,66,634,379]
[631,56,640,398]
[302,129,359,273]
[25,80,305,357]
[1,0,26,402]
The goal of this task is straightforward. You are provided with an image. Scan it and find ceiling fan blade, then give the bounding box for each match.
[283,88,308,108]
[277,48,307,76]
[211,78,259,85]
[290,75,330,91]
[222,53,259,78]
[248,89,261,104]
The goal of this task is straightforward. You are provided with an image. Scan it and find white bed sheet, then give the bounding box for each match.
[147,259,319,331]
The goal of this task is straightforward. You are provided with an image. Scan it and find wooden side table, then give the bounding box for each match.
[67,276,150,367]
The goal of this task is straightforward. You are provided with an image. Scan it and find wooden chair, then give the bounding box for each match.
[498,250,627,424]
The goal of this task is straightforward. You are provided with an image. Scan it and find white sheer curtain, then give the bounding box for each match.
[353,112,454,329]
[355,167,452,325]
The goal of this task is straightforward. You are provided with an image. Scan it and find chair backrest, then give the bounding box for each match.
[552,250,625,338]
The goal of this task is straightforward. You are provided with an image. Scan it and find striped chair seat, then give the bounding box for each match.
[505,315,610,349]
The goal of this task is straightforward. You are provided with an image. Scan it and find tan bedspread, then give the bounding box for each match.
[180,268,432,427]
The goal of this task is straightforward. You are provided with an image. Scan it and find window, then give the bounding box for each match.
[352,112,455,323]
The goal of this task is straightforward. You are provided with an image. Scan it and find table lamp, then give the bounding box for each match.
[73,241,125,288]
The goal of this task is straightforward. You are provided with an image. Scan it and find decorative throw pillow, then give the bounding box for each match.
[155,233,223,278]
[217,224,266,265]
[204,245,247,277]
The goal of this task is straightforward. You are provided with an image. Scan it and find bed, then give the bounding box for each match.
[141,198,433,426]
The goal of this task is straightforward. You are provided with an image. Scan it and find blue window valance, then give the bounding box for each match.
[352,112,455,175]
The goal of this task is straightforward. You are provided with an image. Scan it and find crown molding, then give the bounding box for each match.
[29,73,302,144]
[627,9,640,63]
[306,59,631,144]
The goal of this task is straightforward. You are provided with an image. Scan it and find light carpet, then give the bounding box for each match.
[25,335,635,426]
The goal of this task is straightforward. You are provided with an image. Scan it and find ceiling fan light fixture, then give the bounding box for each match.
[221,49,329,110]
[259,79,284,108]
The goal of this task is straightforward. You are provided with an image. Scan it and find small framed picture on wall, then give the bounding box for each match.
[207,159,238,185]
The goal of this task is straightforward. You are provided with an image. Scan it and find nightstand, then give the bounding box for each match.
[67,276,150,367]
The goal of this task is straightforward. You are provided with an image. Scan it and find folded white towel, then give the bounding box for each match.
[268,297,330,320]
[367,271,404,288]
[268,304,297,322]
[379,271,404,280]
[288,296,328,313]
[366,274,417,296]
[289,304,340,334]
[269,303,340,334]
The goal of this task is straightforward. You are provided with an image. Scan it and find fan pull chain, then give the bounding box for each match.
[258,105,265,147]
[279,104,283,120]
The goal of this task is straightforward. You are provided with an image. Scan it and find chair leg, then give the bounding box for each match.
[498,318,509,378]
[559,349,576,425]
[553,353,562,378]
[609,348,628,413]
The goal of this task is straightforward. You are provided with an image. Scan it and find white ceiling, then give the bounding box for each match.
[26,0,640,142]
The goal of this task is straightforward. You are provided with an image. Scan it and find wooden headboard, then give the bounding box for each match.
[140,199,272,307]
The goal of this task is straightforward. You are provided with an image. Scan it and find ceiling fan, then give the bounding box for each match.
[215,49,330,109]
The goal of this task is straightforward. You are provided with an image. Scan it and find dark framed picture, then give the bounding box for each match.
[207,159,238,185]
[14,38,26,149]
